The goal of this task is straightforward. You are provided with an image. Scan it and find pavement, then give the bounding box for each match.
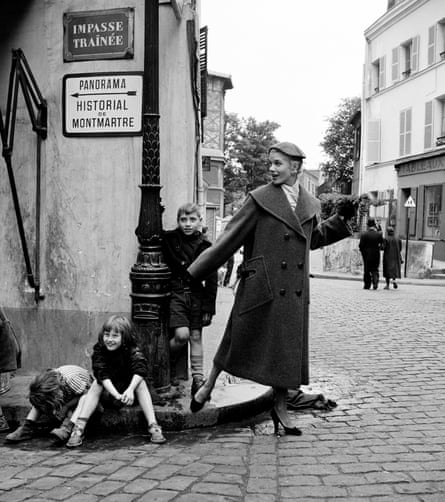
[1,265,445,500]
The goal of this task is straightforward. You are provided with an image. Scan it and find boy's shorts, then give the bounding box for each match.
[169,290,203,330]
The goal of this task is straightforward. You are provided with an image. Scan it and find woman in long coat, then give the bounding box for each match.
[188,142,355,434]
[382,227,402,289]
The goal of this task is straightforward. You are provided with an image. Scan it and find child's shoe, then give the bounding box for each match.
[50,418,74,443]
[392,280,398,289]
[5,421,34,442]
[0,414,9,432]
[191,375,205,398]
[148,423,166,444]
[66,425,84,448]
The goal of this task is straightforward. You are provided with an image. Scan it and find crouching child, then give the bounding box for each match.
[5,365,91,443]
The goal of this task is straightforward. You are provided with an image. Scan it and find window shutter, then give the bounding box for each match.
[379,56,386,90]
[367,120,381,163]
[199,26,208,120]
[406,108,412,154]
[411,35,419,72]
[424,101,433,149]
[392,46,399,82]
[399,111,406,156]
[428,25,436,65]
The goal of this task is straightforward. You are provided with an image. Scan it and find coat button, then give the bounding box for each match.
[280,289,286,296]
[298,262,304,269]
[281,261,287,269]
[284,233,290,240]
[295,290,302,296]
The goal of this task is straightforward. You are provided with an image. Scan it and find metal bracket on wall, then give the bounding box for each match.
[0,48,47,303]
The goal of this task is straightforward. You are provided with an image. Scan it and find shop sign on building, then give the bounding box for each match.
[63,72,143,137]
[63,8,134,62]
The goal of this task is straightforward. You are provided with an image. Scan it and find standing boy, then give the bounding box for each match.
[162,203,217,397]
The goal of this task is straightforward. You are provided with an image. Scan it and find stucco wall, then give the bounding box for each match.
[0,0,198,371]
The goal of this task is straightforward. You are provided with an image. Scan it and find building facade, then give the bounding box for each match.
[0,0,203,371]
[201,71,233,241]
[361,0,445,262]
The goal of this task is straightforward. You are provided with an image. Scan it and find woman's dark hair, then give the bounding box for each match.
[98,315,139,349]
[29,369,65,416]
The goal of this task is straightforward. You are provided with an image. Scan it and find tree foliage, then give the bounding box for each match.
[224,113,280,205]
[320,96,360,185]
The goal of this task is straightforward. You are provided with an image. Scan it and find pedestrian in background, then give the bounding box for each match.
[382,226,403,289]
[187,141,356,436]
[359,217,383,290]
[162,203,217,397]
[5,365,91,443]
[66,315,165,447]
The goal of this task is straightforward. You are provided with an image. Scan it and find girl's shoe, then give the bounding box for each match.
[50,420,74,443]
[66,425,84,448]
[270,408,302,437]
[0,415,9,432]
[148,423,166,444]
[190,383,211,413]
[5,421,34,442]
[392,281,398,289]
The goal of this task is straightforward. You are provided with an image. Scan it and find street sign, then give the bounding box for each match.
[63,72,143,137]
[404,195,416,208]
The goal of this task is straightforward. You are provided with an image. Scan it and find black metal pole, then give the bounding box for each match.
[404,209,409,278]
[130,0,171,395]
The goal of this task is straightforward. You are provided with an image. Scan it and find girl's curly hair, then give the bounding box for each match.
[29,369,66,416]
[98,315,139,349]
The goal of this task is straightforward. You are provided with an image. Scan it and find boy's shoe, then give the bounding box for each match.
[5,422,34,442]
[191,375,205,398]
[66,425,84,448]
[148,423,166,444]
[50,420,74,444]
[0,415,9,432]
[393,281,398,289]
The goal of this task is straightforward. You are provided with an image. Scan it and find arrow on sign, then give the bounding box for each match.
[71,91,137,98]
[404,196,416,208]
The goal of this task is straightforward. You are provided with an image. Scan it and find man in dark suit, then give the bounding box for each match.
[359,217,383,289]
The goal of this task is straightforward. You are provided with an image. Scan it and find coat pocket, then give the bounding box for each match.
[237,256,274,315]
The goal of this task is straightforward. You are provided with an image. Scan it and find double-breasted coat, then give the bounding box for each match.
[188,183,351,389]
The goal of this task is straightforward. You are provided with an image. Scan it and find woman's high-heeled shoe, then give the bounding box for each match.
[270,408,302,436]
[190,381,211,413]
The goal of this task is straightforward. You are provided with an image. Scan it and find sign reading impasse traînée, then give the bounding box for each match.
[63,72,143,137]
[63,8,134,62]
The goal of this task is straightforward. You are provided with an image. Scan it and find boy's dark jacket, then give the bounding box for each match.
[162,228,217,315]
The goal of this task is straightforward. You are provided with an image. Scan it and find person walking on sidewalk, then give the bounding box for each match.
[187,141,356,436]
[382,226,403,289]
[5,365,91,443]
[359,217,383,290]
[162,203,217,397]
[66,315,165,447]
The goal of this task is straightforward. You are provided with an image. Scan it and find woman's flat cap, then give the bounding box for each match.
[269,142,306,159]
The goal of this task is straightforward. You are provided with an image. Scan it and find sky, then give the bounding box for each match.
[201,0,388,170]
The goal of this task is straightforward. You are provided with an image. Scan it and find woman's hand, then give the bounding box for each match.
[120,389,135,406]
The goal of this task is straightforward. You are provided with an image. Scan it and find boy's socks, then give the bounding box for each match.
[75,417,88,432]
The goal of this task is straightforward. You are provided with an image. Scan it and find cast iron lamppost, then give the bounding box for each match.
[130,0,171,394]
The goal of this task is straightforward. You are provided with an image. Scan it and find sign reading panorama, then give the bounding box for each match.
[63,72,143,137]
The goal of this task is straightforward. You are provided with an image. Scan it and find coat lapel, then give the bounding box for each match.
[295,185,321,225]
[251,183,310,239]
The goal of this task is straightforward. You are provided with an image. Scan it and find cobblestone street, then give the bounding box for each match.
[1,278,444,501]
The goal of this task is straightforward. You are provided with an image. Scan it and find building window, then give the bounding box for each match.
[354,125,361,161]
[401,36,419,77]
[428,25,436,65]
[423,185,442,240]
[202,156,211,171]
[424,101,434,149]
[399,108,412,156]
[391,46,400,82]
[372,57,385,93]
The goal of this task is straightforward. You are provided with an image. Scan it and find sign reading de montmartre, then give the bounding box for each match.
[63,8,134,62]
[63,72,143,137]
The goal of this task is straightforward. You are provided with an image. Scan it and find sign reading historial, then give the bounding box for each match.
[63,72,143,137]
[63,8,134,62]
